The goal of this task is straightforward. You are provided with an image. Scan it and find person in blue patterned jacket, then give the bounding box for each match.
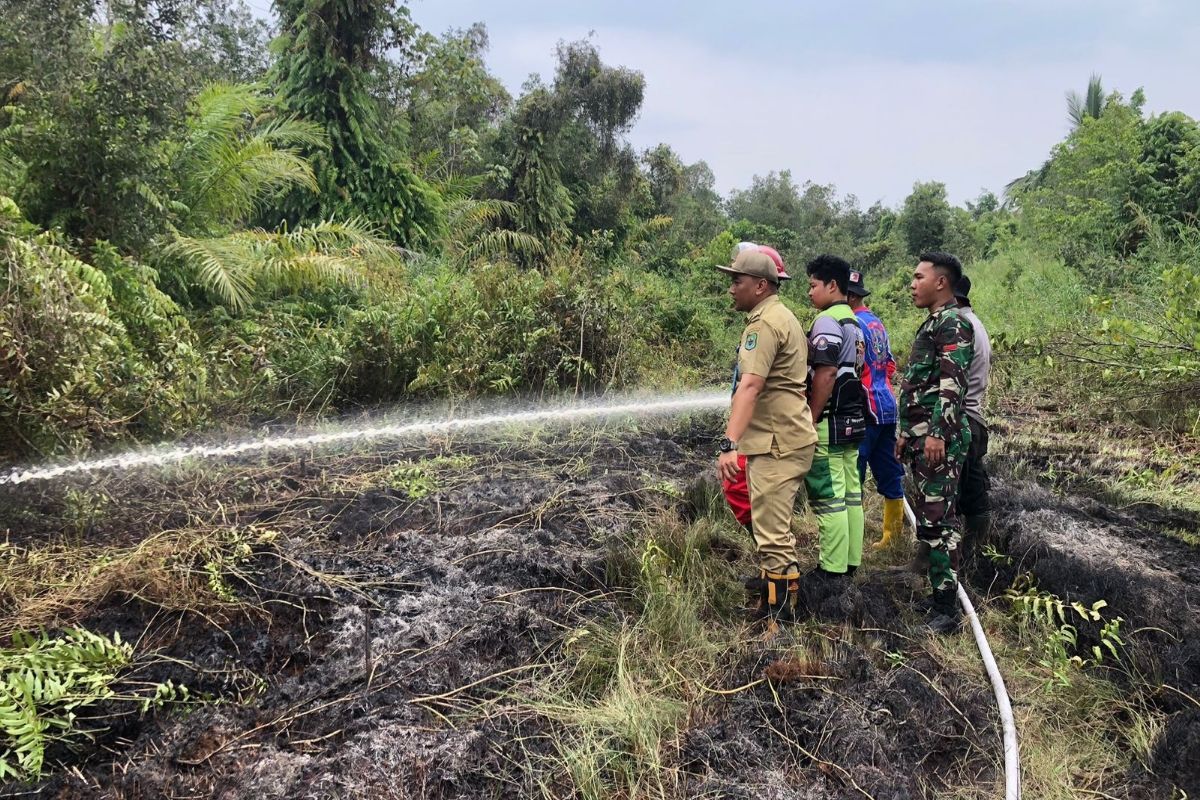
[846,270,907,550]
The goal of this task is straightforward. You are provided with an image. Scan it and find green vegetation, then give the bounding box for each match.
[3,6,1200,793]
[0,628,185,781]
[3,5,1199,461]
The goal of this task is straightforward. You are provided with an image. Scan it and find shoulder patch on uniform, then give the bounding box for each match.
[744,332,758,351]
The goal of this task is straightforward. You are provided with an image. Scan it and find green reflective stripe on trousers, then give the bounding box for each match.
[806,418,867,573]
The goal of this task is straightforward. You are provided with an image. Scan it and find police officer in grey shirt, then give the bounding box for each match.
[954,275,992,556]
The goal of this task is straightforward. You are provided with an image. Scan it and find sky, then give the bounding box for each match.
[247,0,1200,207]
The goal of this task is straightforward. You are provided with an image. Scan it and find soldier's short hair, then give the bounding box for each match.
[919,252,963,285]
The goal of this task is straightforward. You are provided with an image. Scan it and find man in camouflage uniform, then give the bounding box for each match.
[896,252,974,634]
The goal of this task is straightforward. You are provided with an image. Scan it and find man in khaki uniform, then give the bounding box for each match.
[715,249,818,623]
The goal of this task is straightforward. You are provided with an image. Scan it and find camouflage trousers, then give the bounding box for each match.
[901,429,971,592]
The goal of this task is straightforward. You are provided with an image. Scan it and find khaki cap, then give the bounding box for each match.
[714,249,780,283]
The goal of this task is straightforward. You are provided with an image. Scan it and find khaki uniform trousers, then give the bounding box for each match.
[746,441,817,573]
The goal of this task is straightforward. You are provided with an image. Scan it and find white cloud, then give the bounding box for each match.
[249,1,1200,206]
[481,24,1200,206]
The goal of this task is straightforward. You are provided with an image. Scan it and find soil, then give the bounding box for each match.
[982,476,1200,798]
[1,416,1197,799]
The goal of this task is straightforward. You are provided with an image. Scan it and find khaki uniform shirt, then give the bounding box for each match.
[736,295,818,455]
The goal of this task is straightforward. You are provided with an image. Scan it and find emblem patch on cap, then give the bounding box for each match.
[744,332,758,351]
[850,271,861,282]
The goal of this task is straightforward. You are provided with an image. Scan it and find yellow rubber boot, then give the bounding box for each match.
[875,497,905,549]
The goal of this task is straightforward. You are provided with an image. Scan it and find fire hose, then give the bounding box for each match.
[902,499,1021,800]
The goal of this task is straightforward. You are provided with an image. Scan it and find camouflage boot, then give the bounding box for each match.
[923,586,961,634]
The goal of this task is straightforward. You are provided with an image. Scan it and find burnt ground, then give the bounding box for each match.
[0,414,1197,798]
[980,477,1200,797]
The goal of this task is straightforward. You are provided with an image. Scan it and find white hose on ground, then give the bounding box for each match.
[902,499,1021,800]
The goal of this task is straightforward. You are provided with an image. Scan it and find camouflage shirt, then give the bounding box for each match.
[899,300,975,441]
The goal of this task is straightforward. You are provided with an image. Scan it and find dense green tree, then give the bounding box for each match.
[0,0,272,248]
[726,171,879,267]
[549,40,648,244]
[1132,111,1200,225]
[634,146,726,272]
[899,181,951,257]
[1022,90,1146,269]
[270,0,445,248]
[162,84,326,237]
[490,39,648,257]
[500,86,575,246]
[727,170,802,232]
[405,24,510,184]
[11,17,194,249]
[644,144,685,215]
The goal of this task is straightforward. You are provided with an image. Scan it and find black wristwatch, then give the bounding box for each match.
[718,437,737,454]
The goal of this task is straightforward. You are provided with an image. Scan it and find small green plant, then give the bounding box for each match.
[61,488,111,537]
[1119,466,1160,491]
[385,464,439,499]
[638,538,674,597]
[201,526,276,603]
[643,479,683,500]
[1007,576,1126,689]
[982,544,1014,566]
[0,628,186,781]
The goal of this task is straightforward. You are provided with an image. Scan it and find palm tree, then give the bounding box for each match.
[153,84,405,310]
[1004,74,1106,206]
[443,196,545,267]
[1066,74,1105,130]
[163,83,327,235]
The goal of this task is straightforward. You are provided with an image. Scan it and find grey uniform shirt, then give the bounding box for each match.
[960,306,991,426]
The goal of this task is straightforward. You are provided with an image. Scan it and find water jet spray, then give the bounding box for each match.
[0,391,728,487]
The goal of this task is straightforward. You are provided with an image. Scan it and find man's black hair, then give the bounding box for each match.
[805,254,852,294]
[919,251,963,285]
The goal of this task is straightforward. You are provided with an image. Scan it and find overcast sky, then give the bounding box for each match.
[248,0,1200,207]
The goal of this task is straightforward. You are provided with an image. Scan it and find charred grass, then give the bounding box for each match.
[0,415,1196,798]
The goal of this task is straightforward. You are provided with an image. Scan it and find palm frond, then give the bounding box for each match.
[162,235,256,310]
[260,252,358,293]
[447,197,520,229]
[163,218,400,309]
[0,108,26,192]
[189,140,318,224]
[1003,159,1054,207]
[170,83,327,233]
[1066,74,1104,129]
[1067,91,1086,129]
[460,229,545,264]
[252,116,327,152]
[276,218,403,264]
[1085,74,1105,119]
[435,171,488,201]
